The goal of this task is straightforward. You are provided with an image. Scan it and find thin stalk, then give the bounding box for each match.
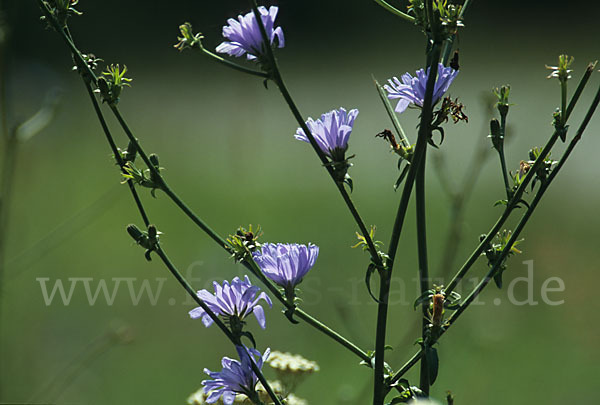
[274,75,382,264]
[389,79,600,387]
[497,148,511,200]
[561,78,567,126]
[373,0,416,22]
[294,308,370,362]
[197,47,268,79]
[441,0,474,65]
[249,0,382,265]
[445,63,596,294]
[155,247,282,405]
[448,91,598,322]
[241,257,371,362]
[388,349,424,393]
[565,61,597,120]
[415,148,430,394]
[373,41,442,405]
[108,105,228,248]
[82,82,150,227]
[374,78,410,148]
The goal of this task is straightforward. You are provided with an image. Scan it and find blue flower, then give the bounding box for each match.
[253,243,319,288]
[202,346,270,405]
[189,276,272,329]
[384,63,458,113]
[216,6,284,61]
[294,107,359,160]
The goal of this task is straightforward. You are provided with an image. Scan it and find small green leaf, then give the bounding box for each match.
[365,264,383,304]
[426,346,439,385]
[394,163,411,191]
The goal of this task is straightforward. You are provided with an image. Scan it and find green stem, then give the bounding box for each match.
[388,349,424,393]
[242,257,371,362]
[275,74,382,263]
[448,88,598,322]
[373,0,416,22]
[561,78,567,126]
[441,0,474,65]
[198,47,268,79]
[445,63,596,294]
[82,82,150,227]
[108,105,228,248]
[155,247,282,405]
[389,79,600,388]
[497,146,511,200]
[295,308,370,362]
[374,78,410,148]
[373,41,442,405]
[565,61,597,120]
[415,148,430,394]
[249,0,382,265]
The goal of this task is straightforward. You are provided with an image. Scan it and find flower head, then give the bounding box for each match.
[384,63,458,114]
[202,346,270,405]
[216,6,284,61]
[189,276,272,329]
[253,243,319,289]
[294,108,359,161]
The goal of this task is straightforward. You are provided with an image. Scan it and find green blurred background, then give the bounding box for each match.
[2,0,600,403]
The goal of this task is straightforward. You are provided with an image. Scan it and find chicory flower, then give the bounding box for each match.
[253,243,319,289]
[385,63,458,113]
[294,107,359,162]
[189,276,272,329]
[202,346,270,405]
[216,6,284,61]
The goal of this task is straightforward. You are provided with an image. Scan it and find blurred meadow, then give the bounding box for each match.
[2,0,600,403]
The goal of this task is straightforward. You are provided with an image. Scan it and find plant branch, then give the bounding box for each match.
[389,78,600,388]
[154,246,282,405]
[373,40,442,405]
[373,0,416,22]
[415,148,430,394]
[82,81,150,227]
[247,1,382,267]
[196,47,268,78]
[445,63,596,294]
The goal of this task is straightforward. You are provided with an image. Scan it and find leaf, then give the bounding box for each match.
[283,307,300,324]
[493,271,503,289]
[494,199,508,206]
[426,346,439,385]
[394,164,411,191]
[344,175,354,193]
[374,77,408,147]
[387,397,410,404]
[365,264,383,304]
[240,331,257,348]
[413,290,433,310]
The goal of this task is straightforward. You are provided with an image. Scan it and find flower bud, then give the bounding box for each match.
[489,118,502,151]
